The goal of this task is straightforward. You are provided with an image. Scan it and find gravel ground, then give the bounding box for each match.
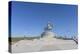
[11,38,78,53]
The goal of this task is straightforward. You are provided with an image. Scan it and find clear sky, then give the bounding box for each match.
[11,1,78,37]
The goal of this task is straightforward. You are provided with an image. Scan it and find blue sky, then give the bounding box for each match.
[11,1,78,37]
